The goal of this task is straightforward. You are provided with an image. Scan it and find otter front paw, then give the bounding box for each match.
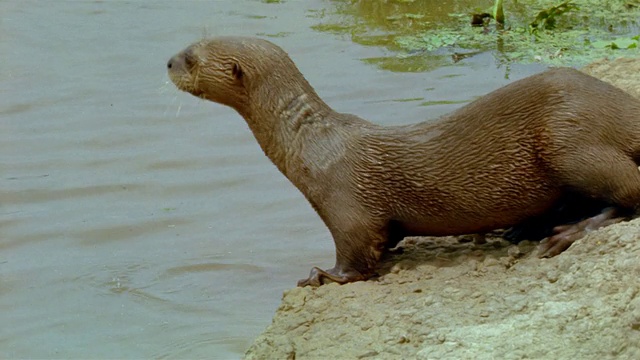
[297,266,366,287]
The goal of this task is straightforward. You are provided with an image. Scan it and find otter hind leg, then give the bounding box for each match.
[539,149,640,256]
[505,195,611,243]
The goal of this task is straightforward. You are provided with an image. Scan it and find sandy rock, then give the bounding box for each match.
[582,57,640,98]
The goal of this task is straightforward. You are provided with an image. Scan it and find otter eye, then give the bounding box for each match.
[232,63,243,80]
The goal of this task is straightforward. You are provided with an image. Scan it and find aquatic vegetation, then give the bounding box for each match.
[591,35,639,49]
[311,0,640,70]
[411,0,639,66]
[528,1,579,31]
[493,0,505,24]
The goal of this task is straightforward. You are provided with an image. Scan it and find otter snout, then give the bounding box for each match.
[167,52,187,73]
[167,46,199,73]
[167,46,203,95]
[166,55,180,70]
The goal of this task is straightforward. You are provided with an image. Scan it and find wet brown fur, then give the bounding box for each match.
[167,37,640,286]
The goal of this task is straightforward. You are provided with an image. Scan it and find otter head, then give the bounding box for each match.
[167,37,306,113]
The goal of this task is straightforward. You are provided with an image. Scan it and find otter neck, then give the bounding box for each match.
[236,78,333,178]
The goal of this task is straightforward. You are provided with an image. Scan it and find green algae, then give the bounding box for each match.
[420,99,471,106]
[256,31,293,38]
[366,97,425,103]
[312,0,640,71]
[361,53,453,72]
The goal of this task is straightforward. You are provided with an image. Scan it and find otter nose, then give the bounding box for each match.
[167,54,183,70]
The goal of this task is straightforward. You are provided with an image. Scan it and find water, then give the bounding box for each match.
[1,1,545,358]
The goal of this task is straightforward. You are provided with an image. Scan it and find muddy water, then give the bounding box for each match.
[1,1,545,358]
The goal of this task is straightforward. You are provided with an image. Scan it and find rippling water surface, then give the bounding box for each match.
[1,1,545,358]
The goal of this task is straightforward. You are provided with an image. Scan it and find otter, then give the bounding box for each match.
[167,37,640,287]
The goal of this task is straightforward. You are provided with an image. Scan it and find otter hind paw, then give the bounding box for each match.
[538,207,623,258]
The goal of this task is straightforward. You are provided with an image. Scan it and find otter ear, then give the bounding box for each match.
[232,63,244,81]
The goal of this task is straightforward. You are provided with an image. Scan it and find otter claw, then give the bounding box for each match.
[538,227,584,258]
[297,266,365,287]
[538,207,623,258]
